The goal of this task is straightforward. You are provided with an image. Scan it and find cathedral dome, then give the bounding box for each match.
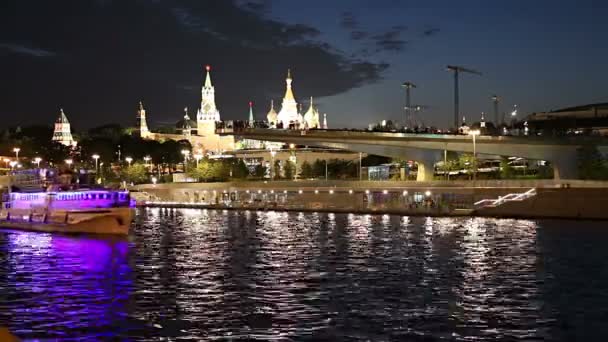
[304,97,320,128]
[267,100,278,125]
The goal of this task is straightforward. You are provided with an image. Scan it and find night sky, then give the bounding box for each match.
[2,0,607,130]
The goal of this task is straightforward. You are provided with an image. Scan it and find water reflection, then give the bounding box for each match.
[1,211,607,340]
[0,230,130,340]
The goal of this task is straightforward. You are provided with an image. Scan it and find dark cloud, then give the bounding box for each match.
[371,27,408,52]
[340,11,358,29]
[0,0,387,128]
[235,0,272,14]
[422,28,440,37]
[0,43,56,57]
[350,31,368,41]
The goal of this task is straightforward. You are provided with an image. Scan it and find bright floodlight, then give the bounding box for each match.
[92,154,100,160]
[468,130,481,136]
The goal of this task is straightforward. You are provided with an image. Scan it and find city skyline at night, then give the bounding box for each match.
[1,0,607,130]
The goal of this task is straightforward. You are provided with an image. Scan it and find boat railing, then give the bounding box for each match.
[474,188,537,209]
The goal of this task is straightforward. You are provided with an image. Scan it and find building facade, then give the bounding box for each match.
[52,108,77,147]
[139,65,234,153]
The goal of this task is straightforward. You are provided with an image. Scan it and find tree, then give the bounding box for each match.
[312,159,325,178]
[300,161,313,179]
[500,156,515,179]
[231,159,249,179]
[40,142,72,165]
[253,164,267,178]
[577,145,608,179]
[458,153,475,178]
[122,162,149,184]
[283,160,295,179]
[273,160,281,179]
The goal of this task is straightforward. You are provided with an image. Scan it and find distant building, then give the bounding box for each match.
[277,69,299,127]
[52,108,77,147]
[139,65,235,153]
[526,103,608,135]
[269,69,328,129]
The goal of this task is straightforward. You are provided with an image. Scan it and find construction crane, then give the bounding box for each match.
[401,82,416,128]
[403,104,430,128]
[446,65,482,129]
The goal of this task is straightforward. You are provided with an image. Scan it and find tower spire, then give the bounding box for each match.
[284,68,295,101]
[204,65,212,88]
[248,101,254,127]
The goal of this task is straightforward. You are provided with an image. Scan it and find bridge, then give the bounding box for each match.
[218,127,608,181]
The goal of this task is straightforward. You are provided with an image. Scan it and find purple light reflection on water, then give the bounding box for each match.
[0,230,133,340]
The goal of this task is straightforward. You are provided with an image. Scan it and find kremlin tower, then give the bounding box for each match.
[136,101,151,138]
[52,108,77,147]
[197,65,220,135]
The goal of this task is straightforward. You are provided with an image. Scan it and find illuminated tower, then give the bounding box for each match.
[196,65,220,135]
[52,108,77,147]
[248,101,254,127]
[304,96,320,129]
[136,101,151,138]
[266,100,278,127]
[277,69,299,126]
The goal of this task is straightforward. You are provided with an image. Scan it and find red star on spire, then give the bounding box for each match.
[205,65,211,71]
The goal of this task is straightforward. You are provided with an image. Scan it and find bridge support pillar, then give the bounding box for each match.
[416,155,437,182]
[552,154,578,180]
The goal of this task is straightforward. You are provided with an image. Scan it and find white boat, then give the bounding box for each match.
[0,169,134,235]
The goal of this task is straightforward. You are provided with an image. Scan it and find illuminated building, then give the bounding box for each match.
[52,108,77,147]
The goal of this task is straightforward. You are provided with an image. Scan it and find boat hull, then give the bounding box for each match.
[0,207,133,235]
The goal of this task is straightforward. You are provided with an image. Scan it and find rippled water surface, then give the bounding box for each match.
[2,209,608,341]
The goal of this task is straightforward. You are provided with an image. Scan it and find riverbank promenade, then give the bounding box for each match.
[132,179,608,220]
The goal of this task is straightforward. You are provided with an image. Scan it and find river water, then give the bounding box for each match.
[1,208,608,341]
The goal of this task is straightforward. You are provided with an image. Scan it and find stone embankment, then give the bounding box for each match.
[129,179,608,220]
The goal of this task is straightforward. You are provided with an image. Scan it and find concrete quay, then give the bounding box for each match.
[132,179,608,220]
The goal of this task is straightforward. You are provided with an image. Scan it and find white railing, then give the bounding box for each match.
[474,188,537,209]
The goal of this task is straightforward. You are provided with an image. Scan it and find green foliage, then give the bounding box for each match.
[40,142,72,165]
[231,159,250,179]
[299,161,313,179]
[188,158,248,182]
[312,159,326,178]
[283,160,295,179]
[253,164,267,178]
[122,162,149,184]
[577,145,608,180]
[500,156,515,179]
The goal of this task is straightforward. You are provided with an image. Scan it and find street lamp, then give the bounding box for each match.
[194,153,203,168]
[289,144,297,180]
[125,156,133,166]
[269,149,276,180]
[92,154,100,172]
[34,157,42,168]
[12,147,20,159]
[181,149,190,172]
[65,159,73,168]
[143,155,151,167]
[468,129,480,181]
[9,161,17,170]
